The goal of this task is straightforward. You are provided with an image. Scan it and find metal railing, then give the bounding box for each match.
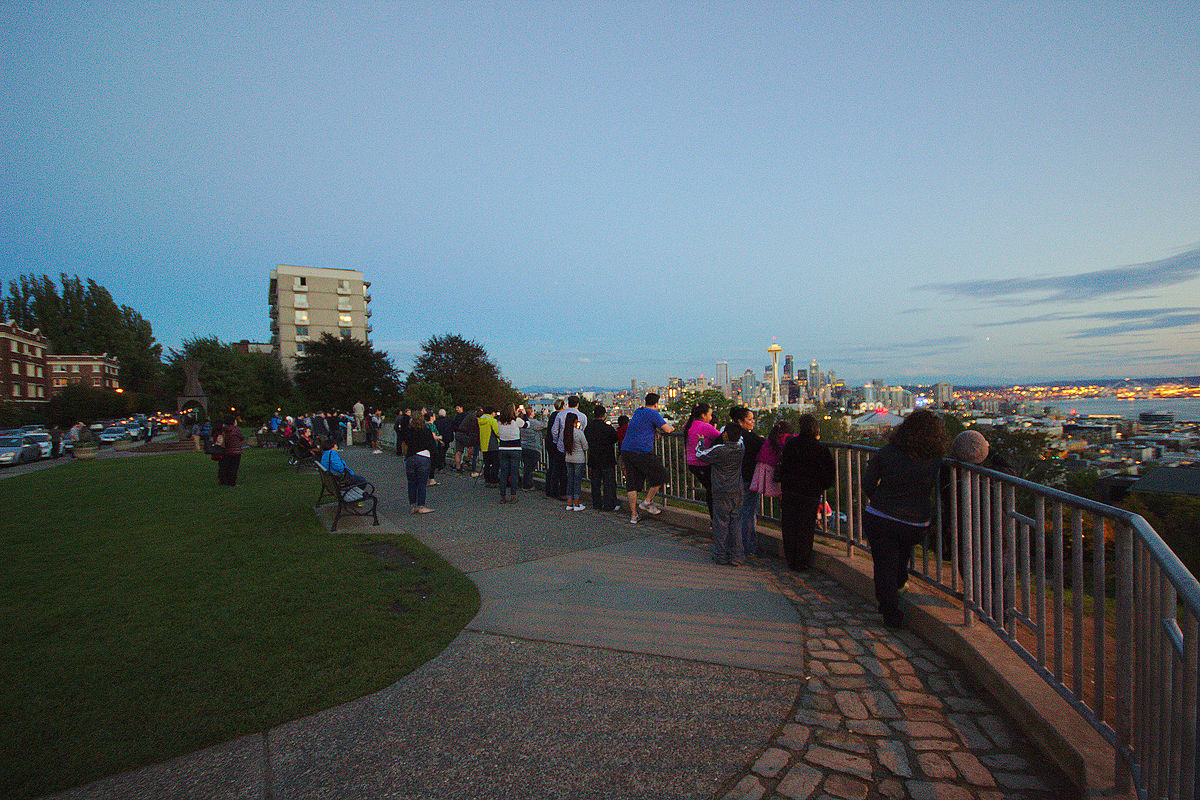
[654,433,1198,799]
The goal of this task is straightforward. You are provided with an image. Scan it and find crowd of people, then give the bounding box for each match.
[244,396,985,631]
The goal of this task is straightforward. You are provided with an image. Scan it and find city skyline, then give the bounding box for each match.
[3,4,1197,387]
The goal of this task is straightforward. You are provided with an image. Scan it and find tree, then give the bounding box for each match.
[982,427,1063,486]
[163,337,294,422]
[3,274,162,395]
[665,389,732,422]
[47,384,134,427]
[408,334,522,410]
[293,334,401,411]
[400,380,454,414]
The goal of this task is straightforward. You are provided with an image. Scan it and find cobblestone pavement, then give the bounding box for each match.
[717,567,1073,800]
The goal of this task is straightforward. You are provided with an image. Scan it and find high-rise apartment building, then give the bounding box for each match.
[934,382,954,406]
[269,265,372,374]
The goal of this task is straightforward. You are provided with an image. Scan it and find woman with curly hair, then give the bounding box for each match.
[861,408,950,629]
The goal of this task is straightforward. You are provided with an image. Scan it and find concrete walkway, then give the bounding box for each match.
[50,454,1073,800]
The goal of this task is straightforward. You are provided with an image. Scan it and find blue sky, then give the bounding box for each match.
[3,2,1198,389]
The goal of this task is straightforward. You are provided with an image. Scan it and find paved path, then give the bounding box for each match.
[51,451,1073,799]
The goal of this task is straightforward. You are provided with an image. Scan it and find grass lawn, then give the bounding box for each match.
[0,447,480,800]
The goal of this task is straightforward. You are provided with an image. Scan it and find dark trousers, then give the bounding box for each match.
[862,511,927,628]
[589,464,617,510]
[687,464,714,519]
[780,492,821,570]
[521,448,540,490]
[546,449,567,498]
[217,454,242,486]
[482,450,499,484]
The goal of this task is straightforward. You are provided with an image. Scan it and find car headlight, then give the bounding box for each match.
[0,453,13,462]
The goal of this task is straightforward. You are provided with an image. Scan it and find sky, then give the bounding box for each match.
[3,2,1198,389]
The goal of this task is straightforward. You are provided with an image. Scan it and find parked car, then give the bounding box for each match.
[26,431,52,459]
[98,426,129,443]
[0,435,41,466]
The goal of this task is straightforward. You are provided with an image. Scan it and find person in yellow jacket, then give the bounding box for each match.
[478,407,500,485]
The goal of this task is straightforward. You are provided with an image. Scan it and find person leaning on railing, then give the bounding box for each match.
[860,408,950,629]
[775,413,835,572]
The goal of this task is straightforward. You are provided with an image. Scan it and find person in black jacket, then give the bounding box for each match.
[730,406,764,557]
[861,409,949,629]
[544,398,567,499]
[775,414,835,571]
[399,417,437,514]
[585,405,621,511]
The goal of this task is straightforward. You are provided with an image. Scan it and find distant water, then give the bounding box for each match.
[1044,396,1200,421]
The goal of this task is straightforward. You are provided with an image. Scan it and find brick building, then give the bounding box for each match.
[0,322,50,404]
[46,353,121,394]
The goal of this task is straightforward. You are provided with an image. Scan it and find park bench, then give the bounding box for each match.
[314,461,379,531]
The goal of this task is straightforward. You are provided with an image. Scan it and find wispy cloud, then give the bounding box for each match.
[970,306,1200,338]
[915,247,1200,304]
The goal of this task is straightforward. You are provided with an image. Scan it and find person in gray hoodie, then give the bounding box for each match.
[696,423,747,565]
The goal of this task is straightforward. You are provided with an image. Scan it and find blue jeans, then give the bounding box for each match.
[405,455,430,507]
[499,450,521,496]
[565,462,586,500]
[739,485,759,556]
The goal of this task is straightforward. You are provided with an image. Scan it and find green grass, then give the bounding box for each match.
[0,448,480,799]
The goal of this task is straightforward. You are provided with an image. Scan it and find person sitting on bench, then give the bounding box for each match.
[319,440,369,488]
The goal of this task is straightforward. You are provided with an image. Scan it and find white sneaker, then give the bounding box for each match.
[629,514,640,524]
[372,449,382,454]
[639,501,662,515]
[572,504,585,512]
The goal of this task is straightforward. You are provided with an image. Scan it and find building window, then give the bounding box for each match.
[294,310,308,325]
[340,329,352,340]
[294,276,307,290]
[26,364,34,377]
[72,365,79,373]
[37,386,44,398]
[54,378,65,387]
[293,295,309,309]
[295,326,309,338]
[337,297,351,311]
[338,314,352,327]
[9,364,17,375]
[337,280,350,294]
[295,343,306,354]
[35,366,42,378]
[54,365,65,373]
[11,384,20,396]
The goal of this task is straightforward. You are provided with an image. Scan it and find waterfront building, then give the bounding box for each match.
[269,264,372,374]
[47,353,120,395]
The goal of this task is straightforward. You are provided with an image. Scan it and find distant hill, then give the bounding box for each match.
[520,385,624,395]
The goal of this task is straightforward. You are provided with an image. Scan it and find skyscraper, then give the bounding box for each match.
[783,355,794,381]
[716,360,729,393]
[809,359,820,398]
[269,264,371,374]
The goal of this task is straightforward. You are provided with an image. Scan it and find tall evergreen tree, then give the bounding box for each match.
[3,274,162,394]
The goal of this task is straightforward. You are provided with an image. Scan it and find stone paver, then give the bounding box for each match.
[716,568,1073,800]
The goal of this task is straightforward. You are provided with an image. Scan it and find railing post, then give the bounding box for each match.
[1114,523,1132,794]
[960,467,973,627]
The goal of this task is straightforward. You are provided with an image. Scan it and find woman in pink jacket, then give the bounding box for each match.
[684,402,723,520]
[750,421,792,499]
